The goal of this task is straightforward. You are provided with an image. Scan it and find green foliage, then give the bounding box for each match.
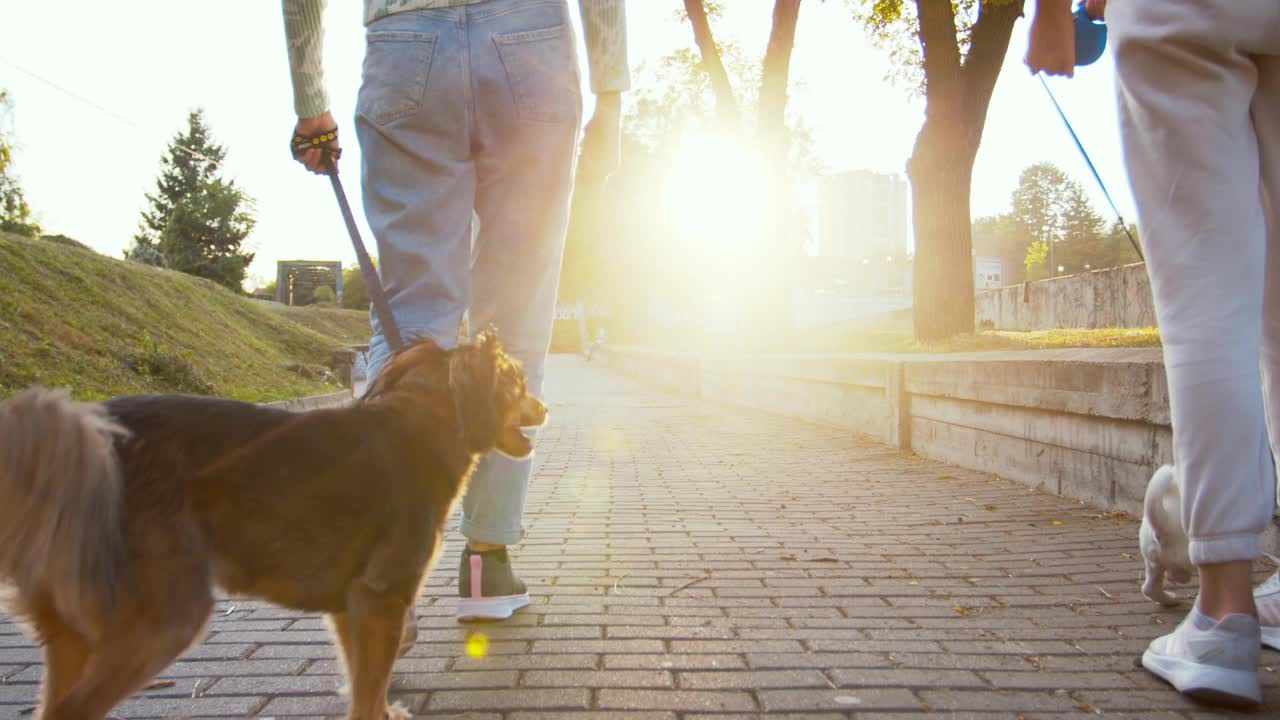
[623,9,819,173]
[1009,162,1139,275]
[129,110,255,291]
[1024,239,1049,281]
[0,175,39,237]
[1011,162,1090,246]
[0,90,41,237]
[341,263,370,310]
[675,0,725,22]
[624,69,822,186]
[626,44,756,148]
[848,0,1022,93]
[1096,219,1143,268]
[311,285,336,305]
[977,163,1141,282]
[972,213,1027,283]
[156,177,256,289]
[0,89,12,176]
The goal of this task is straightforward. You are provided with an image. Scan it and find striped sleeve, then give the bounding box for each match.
[578,0,630,93]
[282,0,330,118]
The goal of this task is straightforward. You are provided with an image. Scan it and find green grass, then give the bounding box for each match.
[0,232,367,402]
[978,327,1161,351]
[259,303,371,346]
[788,325,1162,355]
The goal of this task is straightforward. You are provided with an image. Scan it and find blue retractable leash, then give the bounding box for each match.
[1037,4,1144,262]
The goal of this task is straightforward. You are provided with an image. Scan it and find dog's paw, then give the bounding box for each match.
[1143,589,1182,607]
[386,701,411,720]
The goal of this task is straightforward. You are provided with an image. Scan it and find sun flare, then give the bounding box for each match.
[464,632,489,659]
[662,129,771,253]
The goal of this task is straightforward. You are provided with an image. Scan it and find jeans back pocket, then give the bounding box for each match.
[493,24,581,125]
[358,31,436,126]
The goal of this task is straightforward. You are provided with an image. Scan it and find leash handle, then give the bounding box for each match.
[291,128,342,171]
[328,170,405,354]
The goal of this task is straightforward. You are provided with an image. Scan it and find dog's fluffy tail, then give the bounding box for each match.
[0,388,127,636]
[1145,465,1179,542]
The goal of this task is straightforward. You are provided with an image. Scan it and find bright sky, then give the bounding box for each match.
[1,1,1132,289]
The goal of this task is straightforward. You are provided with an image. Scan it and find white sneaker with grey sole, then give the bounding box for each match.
[1142,606,1261,708]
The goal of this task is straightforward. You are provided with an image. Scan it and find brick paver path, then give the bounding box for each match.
[2,356,1277,718]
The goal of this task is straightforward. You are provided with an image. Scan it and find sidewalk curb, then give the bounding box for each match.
[260,389,353,412]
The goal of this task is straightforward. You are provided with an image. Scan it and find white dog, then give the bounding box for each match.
[1140,465,1193,606]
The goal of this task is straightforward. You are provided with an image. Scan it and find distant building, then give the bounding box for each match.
[974,256,1004,289]
[276,260,343,306]
[972,224,1026,287]
[817,170,909,259]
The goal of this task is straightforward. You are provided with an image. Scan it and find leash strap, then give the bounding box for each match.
[329,171,404,355]
[291,128,340,161]
[292,128,405,360]
[1037,73,1144,262]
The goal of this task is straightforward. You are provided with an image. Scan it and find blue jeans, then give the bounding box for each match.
[356,0,582,545]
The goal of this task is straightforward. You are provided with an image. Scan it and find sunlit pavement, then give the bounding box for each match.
[2,355,1277,718]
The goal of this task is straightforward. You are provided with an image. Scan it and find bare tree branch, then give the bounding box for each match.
[683,0,740,129]
[959,1,1024,142]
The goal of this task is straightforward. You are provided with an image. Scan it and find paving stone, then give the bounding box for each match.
[676,669,832,690]
[0,357,1251,718]
[112,695,266,718]
[604,653,747,671]
[759,687,922,712]
[427,688,592,711]
[522,669,674,688]
[597,688,757,712]
[205,674,339,696]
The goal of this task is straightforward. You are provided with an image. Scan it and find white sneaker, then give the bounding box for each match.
[1254,570,1280,651]
[1141,606,1261,708]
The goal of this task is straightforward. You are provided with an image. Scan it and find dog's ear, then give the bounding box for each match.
[364,338,445,400]
[448,330,544,459]
[448,335,503,454]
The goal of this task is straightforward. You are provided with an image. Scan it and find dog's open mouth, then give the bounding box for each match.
[496,396,547,459]
[497,428,535,459]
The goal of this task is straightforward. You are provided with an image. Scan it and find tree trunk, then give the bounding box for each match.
[683,0,739,130]
[908,0,1023,341]
[758,0,802,146]
[908,120,977,341]
[757,0,803,334]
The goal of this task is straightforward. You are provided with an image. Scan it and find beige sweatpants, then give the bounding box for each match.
[1110,0,1280,565]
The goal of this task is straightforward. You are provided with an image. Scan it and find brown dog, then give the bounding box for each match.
[0,331,546,720]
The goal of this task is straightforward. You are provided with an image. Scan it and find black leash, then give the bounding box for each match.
[291,129,405,355]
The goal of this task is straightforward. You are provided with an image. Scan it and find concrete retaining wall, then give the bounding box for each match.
[975,263,1156,331]
[261,389,352,412]
[903,351,1171,514]
[610,346,1279,552]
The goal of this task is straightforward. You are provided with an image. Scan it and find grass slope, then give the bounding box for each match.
[260,303,372,346]
[0,232,368,402]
